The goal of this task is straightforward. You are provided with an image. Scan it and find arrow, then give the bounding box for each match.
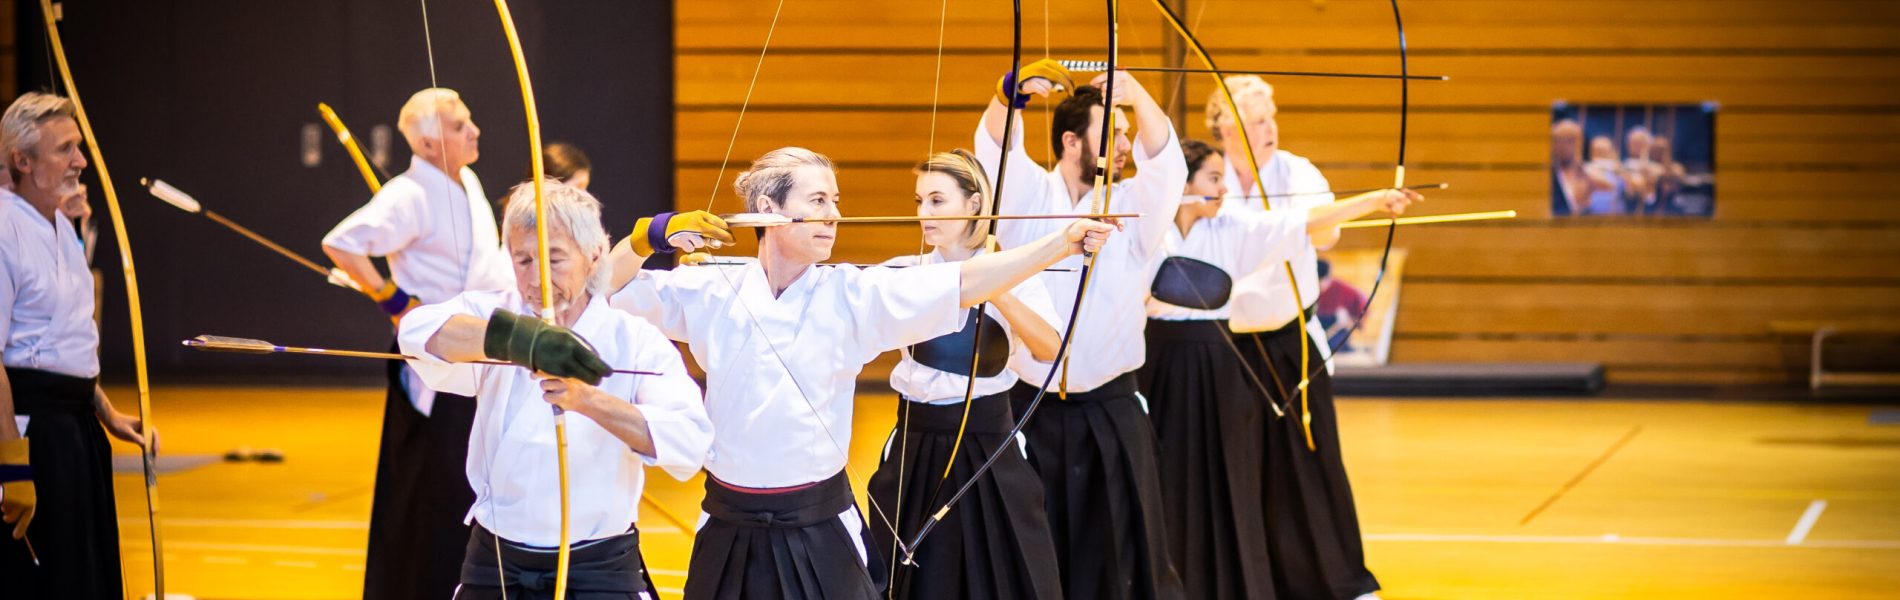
[183,335,662,377]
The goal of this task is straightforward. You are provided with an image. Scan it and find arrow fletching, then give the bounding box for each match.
[142,178,203,214]
[719,212,794,228]
[184,335,278,354]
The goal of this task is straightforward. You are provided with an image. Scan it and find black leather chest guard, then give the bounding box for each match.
[910,307,1011,377]
[1150,255,1234,310]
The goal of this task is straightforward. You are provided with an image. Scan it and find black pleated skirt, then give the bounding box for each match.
[866,392,1063,600]
[454,522,657,600]
[1237,319,1381,600]
[363,347,479,600]
[1010,374,1185,600]
[0,368,121,600]
[1137,320,1276,600]
[686,470,886,600]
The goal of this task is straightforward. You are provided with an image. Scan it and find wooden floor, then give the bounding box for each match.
[101,385,1900,599]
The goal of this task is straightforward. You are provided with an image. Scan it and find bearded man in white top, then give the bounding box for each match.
[323,88,513,600]
[400,181,710,599]
[1207,75,1383,600]
[0,92,154,599]
[975,60,1188,600]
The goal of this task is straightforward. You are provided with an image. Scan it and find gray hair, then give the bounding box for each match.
[398,87,461,145]
[734,146,833,213]
[2,92,76,182]
[501,179,612,296]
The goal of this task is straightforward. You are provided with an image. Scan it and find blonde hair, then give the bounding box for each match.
[397,87,462,147]
[500,179,612,295]
[914,149,994,250]
[2,92,77,183]
[1204,75,1274,144]
[734,146,834,212]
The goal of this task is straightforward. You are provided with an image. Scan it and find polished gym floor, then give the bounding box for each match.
[103,385,1900,599]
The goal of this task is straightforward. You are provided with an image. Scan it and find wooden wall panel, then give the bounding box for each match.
[676,0,1900,386]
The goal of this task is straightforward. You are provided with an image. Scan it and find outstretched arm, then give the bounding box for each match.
[958,218,1116,307]
[1305,188,1422,249]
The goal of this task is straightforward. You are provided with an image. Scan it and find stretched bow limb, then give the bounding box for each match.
[490,1,573,596]
[39,0,165,592]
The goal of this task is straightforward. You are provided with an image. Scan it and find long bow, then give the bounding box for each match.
[903,0,1122,560]
[38,0,165,592]
[1149,0,1412,450]
[488,2,576,598]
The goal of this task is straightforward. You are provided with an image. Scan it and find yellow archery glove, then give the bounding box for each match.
[631,211,735,256]
[678,251,715,267]
[996,59,1075,109]
[0,438,34,540]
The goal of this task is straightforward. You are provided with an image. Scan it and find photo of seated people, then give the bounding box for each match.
[1551,102,1716,217]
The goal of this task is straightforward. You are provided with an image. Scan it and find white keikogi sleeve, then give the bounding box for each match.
[608,268,699,342]
[625,325,713,481]
[322,182,425,257]
[974,112,1057,250]
[1002,273,1059,362]
[1119,125,1189,262]
[1231,210,1313,276]
[0,240,17,345]
[844,263,967,363]
[397,290,498,397]
[1287,159,1336,217]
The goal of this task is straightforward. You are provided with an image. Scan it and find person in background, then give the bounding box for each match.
[1314,259,1368,354]
[321,87,513,600]
[542,142,592,191]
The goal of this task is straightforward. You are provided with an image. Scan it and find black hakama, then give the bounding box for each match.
[1237,315,1381,600]
[867,392,1063,600]
[453,522,657,600]
[1010,373,1185,600]
[362,347,479,600]
[1137,319,1276,599]
[686,470,887,599]
[0,368,122,599]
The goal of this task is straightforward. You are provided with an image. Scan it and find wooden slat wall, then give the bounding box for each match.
[676,0,1900,386]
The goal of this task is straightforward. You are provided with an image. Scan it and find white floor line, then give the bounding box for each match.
[648,568,690,577]
[271,559,320,569]
[201,555,247,565]
[1786,499,1828,545]
[1367,531,1900,549]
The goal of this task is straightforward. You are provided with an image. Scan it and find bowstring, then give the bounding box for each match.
[887,0,955,584]
[413,0,510,592]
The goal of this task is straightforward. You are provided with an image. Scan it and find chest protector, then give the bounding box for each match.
[1150,255,1234,310]
[910,307,1010,377]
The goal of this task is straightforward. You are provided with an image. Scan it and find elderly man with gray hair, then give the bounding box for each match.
[0,92,153,598]
[400,180,711,599]
[323,87,515,599]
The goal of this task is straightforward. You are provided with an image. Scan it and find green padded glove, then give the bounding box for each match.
[483,308,612,385]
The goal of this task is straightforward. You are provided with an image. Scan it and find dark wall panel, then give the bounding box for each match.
[15,0,673,383]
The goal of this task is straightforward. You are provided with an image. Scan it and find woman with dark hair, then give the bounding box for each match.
[1140,138,1417,599]
[541,142,592,190]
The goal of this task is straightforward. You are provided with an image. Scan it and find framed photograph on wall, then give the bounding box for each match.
[1550,102,1716,217]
